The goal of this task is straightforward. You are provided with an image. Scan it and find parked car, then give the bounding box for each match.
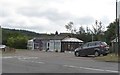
[74,41,109,57]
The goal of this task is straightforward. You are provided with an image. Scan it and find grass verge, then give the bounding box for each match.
[95,53,119,63]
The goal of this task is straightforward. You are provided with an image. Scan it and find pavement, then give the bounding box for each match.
[1,50,119,73]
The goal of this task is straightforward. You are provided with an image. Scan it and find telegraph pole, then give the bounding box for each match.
[117,0,120,57]
[118,15,120,57]
[116,0,120,56]
[0,26,2,45]
[116,0,117,55]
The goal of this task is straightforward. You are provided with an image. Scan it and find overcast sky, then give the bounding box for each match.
[0,0,118,33]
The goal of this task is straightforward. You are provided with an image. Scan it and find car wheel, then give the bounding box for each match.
[84,55,88,57]
[94,51,100,57]
[75,52,80,57]
[103,53,108,56]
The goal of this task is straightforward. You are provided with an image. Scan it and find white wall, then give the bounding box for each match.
[49,40,54,51]
[27,40,34,50]
[49,40,61,52]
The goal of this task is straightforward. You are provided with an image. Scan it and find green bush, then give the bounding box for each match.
[7,36,28,49]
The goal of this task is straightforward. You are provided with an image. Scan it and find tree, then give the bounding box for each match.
[55,31,58,35]
[79,26,85,34]
[65,21,73,33]
[2,28,40,45]
[105,21,117,44]
[86,26,91,34]
[7,37,15,48]
[90,20,105,41]
[7,35,28,49]
[65,21,77,34]
[92,20,104,35]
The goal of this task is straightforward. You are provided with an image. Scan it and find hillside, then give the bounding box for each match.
[2,28,41,37]
[2,28,41,45]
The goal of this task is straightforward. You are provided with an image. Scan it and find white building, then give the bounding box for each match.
[27,39,34,50]
[27,36,83,52]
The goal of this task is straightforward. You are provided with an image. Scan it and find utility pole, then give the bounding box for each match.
[0,26,2,45]
[118,15,120,57]
[117,0,120,57]
[115,0,118,54]
[92,34,93,42]
[116,0,120,56]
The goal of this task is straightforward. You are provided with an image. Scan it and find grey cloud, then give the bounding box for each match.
[100,16,110,26]
[17,6,95,26]
[1,5,96,33]
[1,22,44,33]
[1,19,62,33]
[2,9,96,33]
[27,0,65,4]
[17,7,41,17]
[0,9,11,17]
[17,7,72,22]
[75,16,95,25]
[40,10,71,21]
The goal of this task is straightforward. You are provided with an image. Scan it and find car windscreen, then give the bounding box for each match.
[101,42,107,45]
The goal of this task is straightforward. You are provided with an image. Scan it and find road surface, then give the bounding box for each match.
[2,50,119,73]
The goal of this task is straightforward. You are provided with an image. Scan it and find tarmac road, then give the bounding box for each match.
[2,50,119,73]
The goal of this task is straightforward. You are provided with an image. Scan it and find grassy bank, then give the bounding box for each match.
[95,53,119,62]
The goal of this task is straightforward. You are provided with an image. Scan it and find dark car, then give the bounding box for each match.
[74,41,109,57]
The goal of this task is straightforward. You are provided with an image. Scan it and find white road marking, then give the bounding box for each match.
[17,56,38,60]
[2,56,45,64]
[105,70,118,73]
[2,56,38,59]
[68,65,77,68]
[36,62,45,64]
[2,56,13,59]
[81,67,105,71]
[17,57,45,64]
[63,65,118,73]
